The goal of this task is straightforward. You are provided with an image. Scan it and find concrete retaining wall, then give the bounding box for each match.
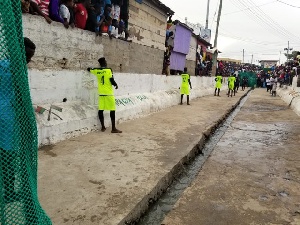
[29,70,224,146]
[277,76,300,116]
[23,14,163,74]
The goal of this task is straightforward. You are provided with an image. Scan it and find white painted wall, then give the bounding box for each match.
[277,76,300,116]
[29,70,223,146]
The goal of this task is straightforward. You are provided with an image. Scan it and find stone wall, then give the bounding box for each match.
[128,0,168,51]
[186,60,196,76]
[22,14,163,74]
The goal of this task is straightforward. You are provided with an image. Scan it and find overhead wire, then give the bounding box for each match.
[276,0,300,8]
[210,1,220,29]
[236,0,300,42]
[219,29,285,47]
[242,0,300,41]
[223,0,276,15]
[229,0,290,41]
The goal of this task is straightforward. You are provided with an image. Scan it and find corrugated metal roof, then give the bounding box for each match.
[148,0,174,15]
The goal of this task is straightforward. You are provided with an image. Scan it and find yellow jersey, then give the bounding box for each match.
[181,73,190,87]
[90,68,114,95]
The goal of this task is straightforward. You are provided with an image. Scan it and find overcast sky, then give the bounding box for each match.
[160,0,300,64]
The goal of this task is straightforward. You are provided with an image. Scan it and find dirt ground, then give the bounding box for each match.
[37,89,246,225]
[163,89,300,225]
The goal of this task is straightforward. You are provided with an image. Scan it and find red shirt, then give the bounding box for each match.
[74,3,88,29]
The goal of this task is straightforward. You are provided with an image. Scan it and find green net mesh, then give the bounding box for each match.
[0,1,51,224]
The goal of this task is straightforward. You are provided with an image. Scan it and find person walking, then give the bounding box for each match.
[88,57,122,133]
[180,67,192,105]
[214,73,223,96]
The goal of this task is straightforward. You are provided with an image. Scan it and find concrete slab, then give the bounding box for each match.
[162,89,300,225]
[37,89,248,225]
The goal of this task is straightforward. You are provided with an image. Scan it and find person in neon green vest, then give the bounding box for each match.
[227,73,236,97]
[88,57,122,133]
[214,73,223,96]
[180,67,192,105]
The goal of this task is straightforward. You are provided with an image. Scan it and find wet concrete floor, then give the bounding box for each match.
[37,89,247,225]
[162,88,300,225]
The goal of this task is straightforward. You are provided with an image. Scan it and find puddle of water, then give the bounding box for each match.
[136,92,251,225]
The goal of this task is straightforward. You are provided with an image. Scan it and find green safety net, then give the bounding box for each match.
[239,72,257,88]
[0,0,51,224]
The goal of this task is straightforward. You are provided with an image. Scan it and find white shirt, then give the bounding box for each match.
[266,78,270,85]
[112,4,120,21]
[59,4,70,23]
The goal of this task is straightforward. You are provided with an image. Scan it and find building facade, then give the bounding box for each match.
[128,0,173,50]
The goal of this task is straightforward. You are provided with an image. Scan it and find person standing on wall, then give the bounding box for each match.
[87,57,122,133]
[214,73,223,96]
[180,67,192,105]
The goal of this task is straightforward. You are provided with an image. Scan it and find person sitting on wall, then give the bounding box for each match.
[49,0,64,24]
[59,0,74,28]
[87,57,122,133]
[100,4,113,37]
[85,3,105,35]
[21,0,52,23]
[74,0,90,29]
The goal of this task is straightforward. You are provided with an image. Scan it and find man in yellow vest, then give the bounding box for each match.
[214,73,223,96]
[88,57,122,133]
[180,67,192,105]
[227,73,236,97]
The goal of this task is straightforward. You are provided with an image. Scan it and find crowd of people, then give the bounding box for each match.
[195,49,212,76]
[217,61,260,77]
[21,0,129,39]
[257,61,299,89]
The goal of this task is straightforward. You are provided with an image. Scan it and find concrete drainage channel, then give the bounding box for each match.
[119,90,252,225]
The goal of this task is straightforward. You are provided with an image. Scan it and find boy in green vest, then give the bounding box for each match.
[88,57,122,133]
[214,73,223,96]
[227,73,236,97]
[180,67,192,105]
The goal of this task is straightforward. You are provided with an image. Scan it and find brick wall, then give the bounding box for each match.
[22,14,163,74]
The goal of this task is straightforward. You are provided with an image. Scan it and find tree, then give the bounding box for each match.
[284,51,300,60]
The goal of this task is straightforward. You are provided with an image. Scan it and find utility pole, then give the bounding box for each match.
[205,0,210,29]
[242,49,245,64]
[211,0,223,77]
[251,54,253,65]
[284,41,293,62]
[279,51,281,65]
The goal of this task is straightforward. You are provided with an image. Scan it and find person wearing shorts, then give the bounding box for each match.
[88,57,122,133]
[227,73,236,97]
[214,73,223,96]
[180,67,192,105]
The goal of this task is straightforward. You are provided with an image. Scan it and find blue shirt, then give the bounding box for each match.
[0,60,15,150]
